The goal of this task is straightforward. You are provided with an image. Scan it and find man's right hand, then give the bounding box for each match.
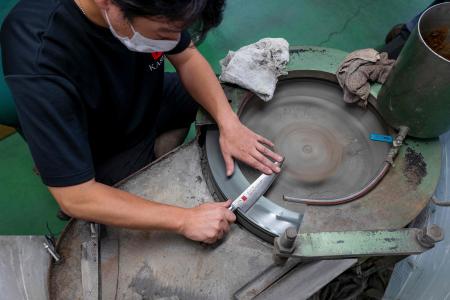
[179,200,236,244]
[50,180,236,243]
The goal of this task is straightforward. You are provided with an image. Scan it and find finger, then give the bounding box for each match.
[256,143,284,163]
[222,151,235,177]
[252,150,280,173]
[220,218,231,232]
[204,230,219,244]
[221,220,231,234]
[257,135,275,147]
[218,199,232,208]
[244,154,272,175]
[219,202,236,222]
[217,229,224,240]
[203,238,217,244]
[225,209,236,223]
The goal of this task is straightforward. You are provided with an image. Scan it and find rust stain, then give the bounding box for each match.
[424,26,450,60]
[403,147,428,187]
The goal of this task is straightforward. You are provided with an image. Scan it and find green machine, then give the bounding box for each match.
[44,46,444,300]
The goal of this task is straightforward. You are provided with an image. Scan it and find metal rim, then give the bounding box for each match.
[417,2,450,63]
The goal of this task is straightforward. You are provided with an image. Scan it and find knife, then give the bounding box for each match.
[229,160,283,213]
[200,161,283,248]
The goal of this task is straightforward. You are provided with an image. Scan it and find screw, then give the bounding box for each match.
[43,242,62,263]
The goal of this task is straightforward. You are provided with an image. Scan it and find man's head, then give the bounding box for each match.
[94,0,226,44]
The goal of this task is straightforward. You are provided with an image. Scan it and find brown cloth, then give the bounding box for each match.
[336,48,395,107]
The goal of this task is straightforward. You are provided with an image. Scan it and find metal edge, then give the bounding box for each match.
[200,129,277,243]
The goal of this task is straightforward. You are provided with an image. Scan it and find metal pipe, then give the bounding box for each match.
[283,162,391,205]
[431,195,450,207]
[283,127,409,206]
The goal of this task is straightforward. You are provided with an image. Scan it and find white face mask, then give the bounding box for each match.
[104,10,179,53]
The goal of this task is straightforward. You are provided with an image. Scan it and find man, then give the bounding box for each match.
[0,0,283,244]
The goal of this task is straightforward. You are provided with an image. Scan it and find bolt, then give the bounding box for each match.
[273,227,298,265]
[280,227,298,249]
[424,224,444,242]
[286,227,298,240]
[417,224,444,248]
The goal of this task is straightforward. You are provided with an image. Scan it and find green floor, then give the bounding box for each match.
[0,0,429,235]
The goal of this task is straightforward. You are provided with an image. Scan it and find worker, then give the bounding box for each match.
[0,0,283,244]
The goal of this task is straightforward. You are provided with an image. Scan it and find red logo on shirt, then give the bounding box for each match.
[151,52,163,60]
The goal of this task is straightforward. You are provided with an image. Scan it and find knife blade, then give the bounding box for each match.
[229,160,283,213]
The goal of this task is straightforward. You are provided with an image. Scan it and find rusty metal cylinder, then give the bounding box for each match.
[377,3,450,138]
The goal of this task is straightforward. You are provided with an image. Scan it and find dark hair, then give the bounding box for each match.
[112,0,226,42]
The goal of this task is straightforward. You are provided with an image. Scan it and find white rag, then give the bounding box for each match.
[219,38,290,101]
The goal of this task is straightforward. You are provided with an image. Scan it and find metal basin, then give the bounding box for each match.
[204,71,390,241]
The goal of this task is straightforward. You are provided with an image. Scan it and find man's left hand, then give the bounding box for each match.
[219,118,283,176]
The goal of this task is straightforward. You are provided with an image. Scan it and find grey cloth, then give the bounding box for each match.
[336,48,395,107]
[219,38,290,101]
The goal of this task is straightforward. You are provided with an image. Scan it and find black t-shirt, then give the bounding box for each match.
[0,0,191,187]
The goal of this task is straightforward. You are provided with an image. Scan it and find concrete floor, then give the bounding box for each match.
[0,0,430,234]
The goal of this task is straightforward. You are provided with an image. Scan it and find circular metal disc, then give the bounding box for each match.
[205,74,390,240]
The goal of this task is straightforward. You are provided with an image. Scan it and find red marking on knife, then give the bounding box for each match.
[241,195,248,202]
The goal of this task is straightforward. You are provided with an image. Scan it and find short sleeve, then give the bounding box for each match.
[165,30,192,55]
[5,74,95,187]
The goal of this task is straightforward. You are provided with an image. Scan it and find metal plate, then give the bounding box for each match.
[204,74,390,240]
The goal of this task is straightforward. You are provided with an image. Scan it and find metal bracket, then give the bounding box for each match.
[81,223,101,300]
[273,225,444,263]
